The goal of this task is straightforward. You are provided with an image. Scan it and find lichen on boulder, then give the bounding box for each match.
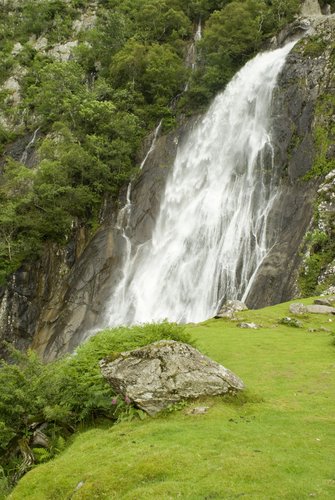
[100,340,245,416]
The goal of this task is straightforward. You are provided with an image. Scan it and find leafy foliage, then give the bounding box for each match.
[298,90,335,296]
[0,0,303,283]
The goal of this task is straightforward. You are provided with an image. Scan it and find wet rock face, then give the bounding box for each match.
[0,224,93,359]
[245,15,335,308]
[0,243,72,358]
[100,340,245,416]
[271,19,334,182]
[0,120,194,361]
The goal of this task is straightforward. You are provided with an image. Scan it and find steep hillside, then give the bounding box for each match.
[7,298,335,499]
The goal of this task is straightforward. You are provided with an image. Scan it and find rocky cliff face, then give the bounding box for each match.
[0,13,334,361]
[0,119,195,360]
[246,14,335,307]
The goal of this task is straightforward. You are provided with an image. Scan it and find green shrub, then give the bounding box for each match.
[0,323,192,482]
[279,317,303,328]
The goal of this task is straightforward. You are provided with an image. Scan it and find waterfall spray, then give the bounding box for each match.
[104,42,296,327]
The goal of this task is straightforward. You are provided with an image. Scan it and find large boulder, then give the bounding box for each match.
[100,340,244,416]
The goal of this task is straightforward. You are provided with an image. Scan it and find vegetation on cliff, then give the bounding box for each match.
[0,0,303,284]
[297,34,335,296]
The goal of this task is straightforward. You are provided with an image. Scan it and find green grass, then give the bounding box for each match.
[9,298,335,499]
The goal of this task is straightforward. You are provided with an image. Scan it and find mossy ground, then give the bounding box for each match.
[9,298,335,499]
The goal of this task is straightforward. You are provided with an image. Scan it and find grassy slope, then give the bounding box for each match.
[10,298,335,499]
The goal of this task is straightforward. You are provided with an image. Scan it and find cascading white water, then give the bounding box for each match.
[20,127,40,164]
[105,42,296,326]
[140,120,163,171]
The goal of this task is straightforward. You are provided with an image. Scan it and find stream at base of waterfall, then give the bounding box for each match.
[103,41,297,327]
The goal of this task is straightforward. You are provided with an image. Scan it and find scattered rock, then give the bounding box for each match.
[320,327,332,333]
[2,76,21,104]
[238,322,259,329]
[322,286,335,296]
[215,300,248,319]
[186,406,209,415]
[290,302,335,315]
[305,305,335,314]
[48,41,78,62]
[75,481,85,491]
[314,298,332,306]
[30,36,48,51]
[73,10,97,33]
[279,317,303,328]
[100,340,244,416]
[308,327,332,333]
[289,303,308,315]
[11,42,23,56]
[30,429,49,449]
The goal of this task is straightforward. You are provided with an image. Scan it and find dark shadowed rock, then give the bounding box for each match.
[100,340,244,416]
[246,16,335,308]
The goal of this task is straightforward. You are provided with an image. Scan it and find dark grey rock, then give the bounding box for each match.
[100,340,244,416]
[246,16,335,308]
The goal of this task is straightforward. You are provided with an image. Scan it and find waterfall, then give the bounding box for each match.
[104,42,296,327]
[20,127,40,164]
[184,19,202,91]
[139,120,163,170]
[195,19,202,42]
